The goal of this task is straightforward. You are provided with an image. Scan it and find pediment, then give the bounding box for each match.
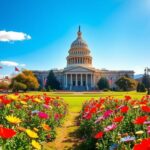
[64,66,95,73]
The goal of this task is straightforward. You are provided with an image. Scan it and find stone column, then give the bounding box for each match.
[91,74,93,87]
[71,74,72,85]
[86,74,88,86]
[93,74,95,88]
[76,74,78,86]
[66,74,68,88]
[81,74,83,86]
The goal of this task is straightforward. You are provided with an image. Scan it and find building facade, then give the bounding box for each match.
[33,27,134,91]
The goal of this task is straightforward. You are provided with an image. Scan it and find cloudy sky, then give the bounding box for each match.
[0,0,150,77]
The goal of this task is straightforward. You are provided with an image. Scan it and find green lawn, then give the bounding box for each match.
[28,91,146,112]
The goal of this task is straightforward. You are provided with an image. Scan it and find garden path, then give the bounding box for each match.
[43,109,81,150]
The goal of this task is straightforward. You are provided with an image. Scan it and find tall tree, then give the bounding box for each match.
[142,73,150,89]
[45,70,60,90]
[137,82,146,92]
[97,77,109,90]
[115,76,137,91]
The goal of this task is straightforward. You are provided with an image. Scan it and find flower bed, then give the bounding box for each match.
[79,95,150,150]
[0,93,67,149]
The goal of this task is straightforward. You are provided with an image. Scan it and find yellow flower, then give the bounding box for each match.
[136,139,142,143]
[133,105,139,109]
[6,104,10,108]
[7,95,18,101]
[20,101,27,105]
[6,115,21,124]
[26,129,39,138]
[23,105,28,108]
[31,140,41,150]
[34,98,42,103]
[135,131,144,135]
[101,105,105,109]
[33,127,39,132]
[41,123,51,131]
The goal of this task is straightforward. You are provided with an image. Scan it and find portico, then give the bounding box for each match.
[64,71,95,91]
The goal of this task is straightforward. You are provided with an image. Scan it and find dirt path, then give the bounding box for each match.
[43,111,81,150]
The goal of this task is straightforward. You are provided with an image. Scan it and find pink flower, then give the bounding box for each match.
[94,116,104,123]
[38,112,49,119]
[103,110,113,119]
[43,104,50,109]
[104,124,117,132]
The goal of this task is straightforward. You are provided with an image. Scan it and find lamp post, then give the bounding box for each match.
[145,67,150,95]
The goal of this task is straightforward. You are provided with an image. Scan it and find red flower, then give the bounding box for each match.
[94,131,104,139]
[134,116,148,125]
[113,116,124,123]
[121,106,129,113]
[0,127,16,139]
[133,138,150,150]
[1,98,12,105]
[141,106,150,113]
[124,96,131,101]
[83,113,92,120]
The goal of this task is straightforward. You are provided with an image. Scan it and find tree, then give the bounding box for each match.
[10,70,39,91]
[142,73,150,89]
[11,81,27,92]
[115,76,137,91]
[0,82,9,91]
[137,82,146,92]
[97,77,109,90]
[45,70,60,90]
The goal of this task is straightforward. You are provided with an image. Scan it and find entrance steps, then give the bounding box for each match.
[71,86,87,91]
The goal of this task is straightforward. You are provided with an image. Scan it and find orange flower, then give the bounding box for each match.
[41,123,51,131]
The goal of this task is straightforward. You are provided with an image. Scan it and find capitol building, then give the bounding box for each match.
[33,27,134,91]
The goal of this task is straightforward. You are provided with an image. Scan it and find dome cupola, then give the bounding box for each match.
[66,26,92,68]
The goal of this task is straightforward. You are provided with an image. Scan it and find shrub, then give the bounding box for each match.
[11,81,27,92]
[0,82,9,90]
[97,77,109,90]
[11,70,39,91]
[137,82,146,92]
[115,76,137,91]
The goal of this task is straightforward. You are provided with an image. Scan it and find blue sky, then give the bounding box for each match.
[0,0,150,77]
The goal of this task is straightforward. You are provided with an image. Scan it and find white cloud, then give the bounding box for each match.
[0,30,31,42]
[0,61,26,67]
[19,64,26,67]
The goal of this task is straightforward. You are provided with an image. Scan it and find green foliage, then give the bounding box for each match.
[136,82,146,92]
[97,77,109,90]
[11,81,27,92]
[115,76,137,91]
[46,70,60,90]
[0,82,9,90]
[142,73,150,89]
[10,70,39,91]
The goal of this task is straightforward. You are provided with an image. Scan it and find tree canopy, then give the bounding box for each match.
[97,77,109,90]
[45,70,60,90]
[115,76,137,91]
[136,82,146,92]
[142,73,150,89]
[10,70,39,91]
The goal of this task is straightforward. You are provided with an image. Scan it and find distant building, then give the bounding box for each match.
[33,27,134,91]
